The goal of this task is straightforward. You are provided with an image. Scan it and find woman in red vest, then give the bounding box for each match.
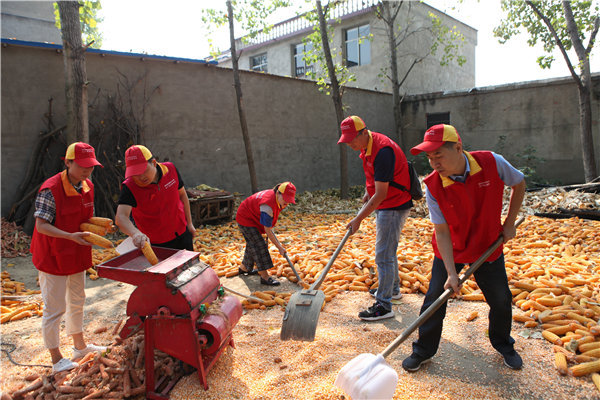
[403,124,526,372]
[30,142,107,372]
[115,145,196,251]
[236,182,296,286]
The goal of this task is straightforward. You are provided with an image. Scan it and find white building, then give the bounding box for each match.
[1,1,61,43]
[217,0,477,94]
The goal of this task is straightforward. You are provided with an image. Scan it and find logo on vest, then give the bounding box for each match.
[83,201,94,208]
[478,180,491,188]
[163,179,176,190]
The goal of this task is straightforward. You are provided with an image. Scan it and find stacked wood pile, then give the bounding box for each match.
[1,219,31,258]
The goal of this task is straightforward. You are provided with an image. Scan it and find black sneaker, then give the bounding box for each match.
[369,288,402,300]
[402,353,432,372]
[358,302,394,321]
[502,350,523,370]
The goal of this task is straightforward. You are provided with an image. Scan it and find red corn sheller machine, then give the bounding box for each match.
[97,247,242,399]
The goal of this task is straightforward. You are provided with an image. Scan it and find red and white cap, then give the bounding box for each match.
[125,145,153,178]
[410,124,461,155]
[278,182,296,204]
[64,142,103,168]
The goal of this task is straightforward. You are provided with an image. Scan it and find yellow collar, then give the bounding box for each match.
[365,131,373,156]
[158,162,169,178]
[440,151,482,187]
[61,170,91,196]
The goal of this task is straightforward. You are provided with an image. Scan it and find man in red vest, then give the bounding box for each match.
[30,142,107,372]
[338,116,413,321]
[115,145,196,251]
[403,124,526,372]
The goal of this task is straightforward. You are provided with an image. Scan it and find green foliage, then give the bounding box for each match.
[493,0,599,70]
[375,4,466,87]
[299,1,356,96]
[408,154,432,177]
[54,1,103,49]
[429,13,467,67]
[515,145,546,185]
[201,0,293,58]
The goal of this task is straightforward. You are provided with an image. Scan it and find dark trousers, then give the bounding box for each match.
[412,254,515,358]
[154,229,194,251]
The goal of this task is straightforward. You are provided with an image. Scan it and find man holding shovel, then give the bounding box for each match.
[338,116,413,321]
[403,124,526,372]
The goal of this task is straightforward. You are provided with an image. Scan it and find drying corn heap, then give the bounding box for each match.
[2,207,600,398]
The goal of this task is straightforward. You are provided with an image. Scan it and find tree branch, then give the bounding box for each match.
[585,16,600,56]
[526,0,581,87]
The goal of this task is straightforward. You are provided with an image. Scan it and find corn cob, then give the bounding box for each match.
[142,241,159,265]
[83,232,114,249]
[80,222,108,236]
[554,352,568,375]
[592,373,600,392]
[570,359,600,377]
[88,217,113,228]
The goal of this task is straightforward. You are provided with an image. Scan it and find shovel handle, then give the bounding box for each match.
[309,228,352,291]
[221,286,266,304]
[381,216,524,359]
[284,253,303,284]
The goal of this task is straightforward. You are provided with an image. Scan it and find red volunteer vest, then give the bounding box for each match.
[425,151,504,263]
[123,162,187,244]
[30,171,94,275]
[236,190,281,234]
[360,131,412,209]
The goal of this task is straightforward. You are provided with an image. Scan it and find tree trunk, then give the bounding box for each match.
[382,1,404,149]
[578,68,598,182]
[561,0,598,182]
[227,0,259,193]
[57,1,89,143]
[316,0,348,199]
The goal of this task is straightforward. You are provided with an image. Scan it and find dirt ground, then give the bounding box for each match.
[1,255,597,400]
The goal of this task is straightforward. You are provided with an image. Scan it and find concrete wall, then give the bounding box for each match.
[1,1,61,43]
[401,76,600,184]
[1,41,393,216]
[221,1,476,94]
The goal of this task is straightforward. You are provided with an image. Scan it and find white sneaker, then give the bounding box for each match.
[369,288,402,300]
[71,344,107,360]
[53,358,78,373]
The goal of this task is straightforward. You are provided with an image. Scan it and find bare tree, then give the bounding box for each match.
[57,1,89,143]
[375,1,466,148]
[226,0,258,193]
[314,0,349,198]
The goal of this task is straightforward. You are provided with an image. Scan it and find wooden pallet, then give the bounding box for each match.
[188,191,234,225]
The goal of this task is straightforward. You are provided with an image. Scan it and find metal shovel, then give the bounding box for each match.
[284,253,304,285]
[280,227,352,341]
[335,218,524,400]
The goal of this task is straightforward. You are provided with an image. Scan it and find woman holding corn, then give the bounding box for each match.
[30,142,107,373]
[115,145,196,251]
[236,182,297,286]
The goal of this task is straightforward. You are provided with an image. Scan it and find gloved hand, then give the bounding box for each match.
[132,232,149,249]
